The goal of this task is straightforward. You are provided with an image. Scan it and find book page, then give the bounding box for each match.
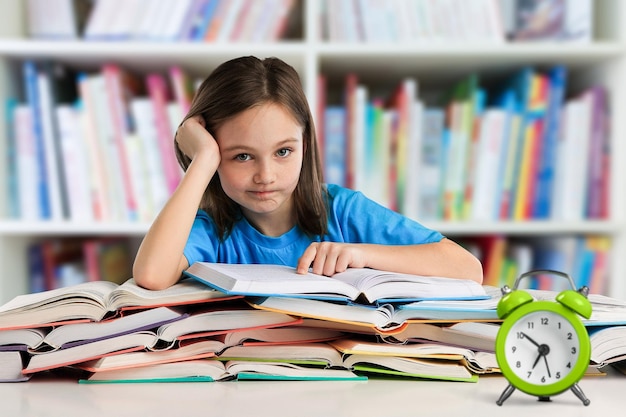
[331,268,487,302]
[106,277,230,310]
[188,263,360,299]
[0,280,118,314]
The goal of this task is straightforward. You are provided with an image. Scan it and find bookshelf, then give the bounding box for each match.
[0,0,625,303]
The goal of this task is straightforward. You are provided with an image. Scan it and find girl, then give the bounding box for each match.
[133,56,482,290]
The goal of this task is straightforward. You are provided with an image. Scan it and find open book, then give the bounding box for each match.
[589,326,626,367]
[34,307,184,351]
[0,351,30,382]
[23,331,160,374]
[79,359,365,383]
[0,327,48,352]
[342,354,477,382]
[398,287,626,325]
[248,296,497,333]
[75,326,346,373]
[22,309,299,374]
[381,321,499,352]
[0,277,239,330]
[185,262,487,303]
[218,340,491,382]
[75,339,227,372]
[330,338,499,375]
[154,309,301,344]
[218,342,346,368]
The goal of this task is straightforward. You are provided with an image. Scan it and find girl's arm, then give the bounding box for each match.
[133,117,220,290]
[297,238,483,283]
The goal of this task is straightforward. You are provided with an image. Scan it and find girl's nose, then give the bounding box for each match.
[253,160,276,184]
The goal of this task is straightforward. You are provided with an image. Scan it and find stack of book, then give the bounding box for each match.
[1,263,625,383]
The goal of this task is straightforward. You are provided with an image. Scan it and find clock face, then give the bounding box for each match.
[504,310,579,384]
[496,301,590,397]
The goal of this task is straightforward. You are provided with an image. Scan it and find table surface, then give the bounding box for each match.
[1,369,622,417]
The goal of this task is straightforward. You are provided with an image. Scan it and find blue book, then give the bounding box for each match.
[492,89,520,219]
[22,60,50,219]
[533,65,568,218]
[419,108,445,220]
[323,106,347,187]
[190,0,220,41]
[4,98,20,218]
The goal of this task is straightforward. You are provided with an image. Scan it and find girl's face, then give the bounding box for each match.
[215,103,304,236]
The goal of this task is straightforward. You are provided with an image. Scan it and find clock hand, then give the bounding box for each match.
[520,332,541,349]
[543,354,552,378]
[532,352,542,369]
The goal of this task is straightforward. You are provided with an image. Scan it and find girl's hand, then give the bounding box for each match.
[176,115,220,162]
[296,242,367,276]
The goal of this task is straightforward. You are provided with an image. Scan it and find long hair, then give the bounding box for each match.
[175,56,327,239]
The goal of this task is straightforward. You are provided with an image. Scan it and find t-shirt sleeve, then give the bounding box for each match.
[329,186,444,245]
[183,210,220,266]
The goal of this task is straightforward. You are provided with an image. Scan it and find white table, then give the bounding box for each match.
[1,370,622,417]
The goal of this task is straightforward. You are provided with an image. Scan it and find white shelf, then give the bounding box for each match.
[0,221,150,236]
[0,220,619,238]
[429,221,624,236]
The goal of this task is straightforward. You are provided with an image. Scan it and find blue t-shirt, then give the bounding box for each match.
[183,184,444,267]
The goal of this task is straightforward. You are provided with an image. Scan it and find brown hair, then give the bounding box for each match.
[175,56,327,239]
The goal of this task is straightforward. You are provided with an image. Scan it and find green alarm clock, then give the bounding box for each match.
[495,270,592,406]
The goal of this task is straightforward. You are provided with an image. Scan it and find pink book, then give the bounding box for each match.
[147,73,181,195]
[103,64,142,220]
[168,66,193,116]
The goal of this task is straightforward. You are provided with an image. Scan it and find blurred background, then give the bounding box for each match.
[0,0,624,303]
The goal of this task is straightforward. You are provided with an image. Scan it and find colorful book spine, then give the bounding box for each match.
[103,64,139,221]
[533,65,567,219]
[146,73,182,196]
[22,60,51,219]
[585,86,608,219]
[323,106,347,187]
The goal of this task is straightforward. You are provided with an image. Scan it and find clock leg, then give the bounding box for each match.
[570,383,591,406]
[496,384,516,406]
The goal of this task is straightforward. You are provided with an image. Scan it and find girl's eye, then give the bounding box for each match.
[235,153,251,161]
[276,148,292,157]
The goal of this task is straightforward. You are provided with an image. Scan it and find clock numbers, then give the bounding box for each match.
[504,310,581,386]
